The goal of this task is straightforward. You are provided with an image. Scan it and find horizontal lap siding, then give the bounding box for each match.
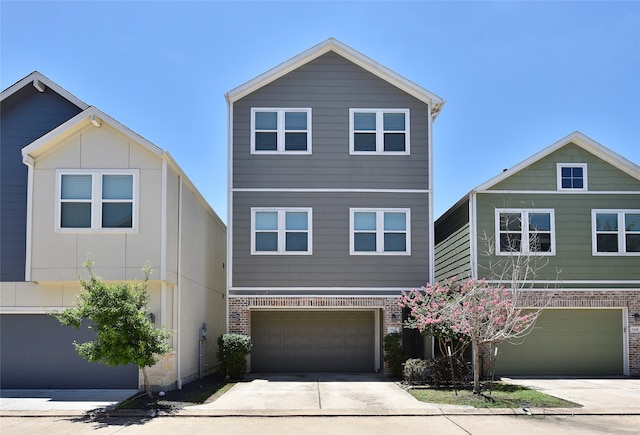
[232,52,430,190]
[475,193,640,281]
[1,87,82,281]
[232,191,429,288]
[435,223,471,282]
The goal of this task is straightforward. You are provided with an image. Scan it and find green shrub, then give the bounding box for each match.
[427,356,470,386]
[403,358,430,385]
[217,333,252,379]
[383,332,406,378]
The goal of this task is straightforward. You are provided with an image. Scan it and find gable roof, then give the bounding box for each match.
[0,71,88,110]
[225,38,445,118]
[475,131,640,192]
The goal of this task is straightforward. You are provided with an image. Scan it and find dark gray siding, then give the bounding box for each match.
[434,199,471,282]
[232,52,430,190]
[0,86,81,281]
[232,191,430,289]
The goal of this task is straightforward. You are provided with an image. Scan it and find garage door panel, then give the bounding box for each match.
[496,309,623,376]
[1,314,138,389]
[251,310,375,372]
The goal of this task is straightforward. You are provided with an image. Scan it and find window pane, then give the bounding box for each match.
[561,167,572,177]
[529,213,550,231]
[286,212,308,230]
[626,234,640,252]
[530,233,551,252]
[284,132,307,151]
[286,233,308,251]
[102,203,132,228]
[383,133,405,151]
[354,233,376,251]
[384,233,406,252]
[255,112,277,130]
[573,178,583,189]
[500,234,521,252]
[255,212,278,230]
[384,212,406,231]
[354,133,376,151]
[61,202,91,228]
[625,214,640,232]
[285,112,307,130]
[561,178,573,189]
[256,232,278,251]
[103,175,133,200]
[572,167,583,178]
[500,213,521,231]
[354,112,376,131]
[255,132,277,151]
[596,234,618,252]
[354,212,376,230]
[61,174,92,199]
[383,113,405,131]
[596,214,618,231]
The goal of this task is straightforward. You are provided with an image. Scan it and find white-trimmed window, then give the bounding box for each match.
[592,210,640,255]
[349,109,410,154]
[251,208,312,255]
[350,208,411,255]
[495,209,555,255]
[251,108,311,154]
[557,163,587,191]
[57,170,138,232]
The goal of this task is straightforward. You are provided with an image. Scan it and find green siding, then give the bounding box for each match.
[495,309,623,376]
[475,193,640,283]
[435,199,471,282]
[490,143,640,192]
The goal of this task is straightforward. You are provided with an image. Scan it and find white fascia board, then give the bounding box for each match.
[1,71,89,109]
[475,131,640,193]
[22,106,165,159]
[225,38,445,115]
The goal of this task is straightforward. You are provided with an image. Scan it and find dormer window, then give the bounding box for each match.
[557,163,587,191]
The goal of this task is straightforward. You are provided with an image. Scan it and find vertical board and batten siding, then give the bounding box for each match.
[232,52,430,190]
[489,143,640,191]
[232,191,429,288]
[434,199,472,282]
[0,87,82,281]
[475,192,640,282]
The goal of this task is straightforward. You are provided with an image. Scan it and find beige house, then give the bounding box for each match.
[1,73,226,390]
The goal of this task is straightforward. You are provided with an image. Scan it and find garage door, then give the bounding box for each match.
[495,309,623,376]
[251,310,375,372]
[0,314,139,389]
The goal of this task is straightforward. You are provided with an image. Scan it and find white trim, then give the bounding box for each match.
[495,208,556,256]
[160,159,167,281]
[24,161,34,282]
[557,163,588,191]
[250,108,312,154]
[349,108,410,155]
[225,38,445,114]
[55,169,139,233]
[475,131,640,192]
[623,307,630,376]
[233,188,430,193]
[374,309,381,372]
[251,207,313,255]
[591,209,640,256]
[350,208,411,255]
[229,286,410,292]
[469,193,478,279]
[226,101,234,333]
[478,190,640,195]
[427,103,434,284]
[484,280,640,286]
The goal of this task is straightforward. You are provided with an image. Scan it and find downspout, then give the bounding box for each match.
[427,103,435,285]
[176,173,183,389]
[226,100,233,333]
[22,155,35,282]
[469,191,478,279]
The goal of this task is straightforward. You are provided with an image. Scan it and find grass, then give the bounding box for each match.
[408,382,581,409]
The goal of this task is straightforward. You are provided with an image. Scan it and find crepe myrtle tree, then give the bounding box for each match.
[399,277,539,394]
[51,258,173,398]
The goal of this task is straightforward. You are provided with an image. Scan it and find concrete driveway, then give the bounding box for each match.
[185,372,451,415]
[0,389,138,413]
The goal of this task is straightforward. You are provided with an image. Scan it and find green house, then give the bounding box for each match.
[435,131,640,377]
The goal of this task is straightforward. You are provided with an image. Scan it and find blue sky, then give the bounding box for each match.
[2,1,638,221]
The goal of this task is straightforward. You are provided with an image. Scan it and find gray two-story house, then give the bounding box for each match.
[226,39,444,372]
[435,132,640,377]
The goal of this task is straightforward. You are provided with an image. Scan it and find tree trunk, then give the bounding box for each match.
[141,367,154,398]
[473,340,481,394]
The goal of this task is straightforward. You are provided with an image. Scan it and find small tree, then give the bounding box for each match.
[400,277,538,394]
[217,333,251,379]
[51,259,173,397]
